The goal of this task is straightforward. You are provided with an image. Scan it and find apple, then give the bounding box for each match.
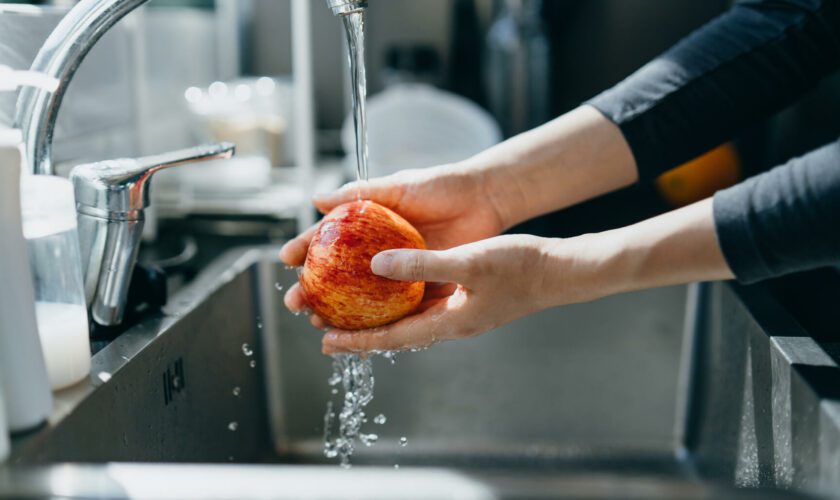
[300,200,426,330]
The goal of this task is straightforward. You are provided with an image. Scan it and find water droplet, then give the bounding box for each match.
[331,388,338,395]
[373,414,386,425]
[97,371,112,382]
[228,456,234,462]
[399,437,408,447]
[257,322,263,329]
[241,343,253,357]
[232,386,241,397]
[228,422,238,431]
[328,372,342,386]
[381,351,397,364]
[394,464,400,469]
[274,283,284,291]
[360,433,378,446]
[249,360,257,368]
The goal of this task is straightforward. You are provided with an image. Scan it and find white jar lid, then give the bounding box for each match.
[20,175,78,240]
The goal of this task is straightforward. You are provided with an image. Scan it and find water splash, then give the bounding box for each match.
[382,351,397,365]
[373,414,387,425]
[322,354,375,467]
[360,433,378,447]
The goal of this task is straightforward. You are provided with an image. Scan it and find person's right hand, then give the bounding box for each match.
[279,163,507,321]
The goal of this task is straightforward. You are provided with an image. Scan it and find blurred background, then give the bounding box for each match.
[2,0,839,274]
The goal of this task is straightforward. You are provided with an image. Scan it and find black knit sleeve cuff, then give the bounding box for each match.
[713,184,771,284]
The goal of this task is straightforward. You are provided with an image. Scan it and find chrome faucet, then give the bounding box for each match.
[15,0,368,176]
[12,0,367,326]
[326,0,368,16]
[70,143,234,327]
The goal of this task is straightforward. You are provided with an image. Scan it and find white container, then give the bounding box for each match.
[0,376,10,462]
[0,128,53,432]
[21,176,91,391]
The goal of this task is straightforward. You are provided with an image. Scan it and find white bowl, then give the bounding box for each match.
[341,84,502,178]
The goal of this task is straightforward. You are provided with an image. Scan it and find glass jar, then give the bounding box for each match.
[20,175,90,390]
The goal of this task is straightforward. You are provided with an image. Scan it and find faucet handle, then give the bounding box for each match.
[326,0,367,16]
[71,142,235,219]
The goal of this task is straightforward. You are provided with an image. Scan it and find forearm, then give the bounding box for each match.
[466,105,638,230]
[589,0,840,180]
[542,198,734,306]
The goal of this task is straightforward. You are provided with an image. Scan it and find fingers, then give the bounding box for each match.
[423,282,457,300]
[283,283,307,312]
[279,223,320,267]
[284,283,329,329]
[312,176,404,214]
[322,292,469,354]
[371,249,471,284]
[310,313,328,329]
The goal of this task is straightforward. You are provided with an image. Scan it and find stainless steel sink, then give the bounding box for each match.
[4,246,832,499]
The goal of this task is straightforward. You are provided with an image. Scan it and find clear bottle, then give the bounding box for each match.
[0,128,53,432]
[21,176,91,391]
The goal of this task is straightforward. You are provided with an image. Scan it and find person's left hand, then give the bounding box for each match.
[312,234,604,354]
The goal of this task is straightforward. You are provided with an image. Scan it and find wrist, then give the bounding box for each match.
[591,199,735,295]
[453,155,523,231]
[538,233,630,308]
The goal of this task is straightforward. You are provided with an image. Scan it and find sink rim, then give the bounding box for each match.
[9,245,281,461]
[0,462,810,500]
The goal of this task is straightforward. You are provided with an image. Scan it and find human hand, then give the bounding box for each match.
[319,197,736,354]
[280,164,508,322]
[319,234,594,354]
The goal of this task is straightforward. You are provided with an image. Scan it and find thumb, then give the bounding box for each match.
[371,249,468,284]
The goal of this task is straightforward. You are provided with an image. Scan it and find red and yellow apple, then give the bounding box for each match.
[300,200,426,330]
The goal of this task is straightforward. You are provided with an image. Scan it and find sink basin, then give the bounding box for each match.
[4,246,830,499]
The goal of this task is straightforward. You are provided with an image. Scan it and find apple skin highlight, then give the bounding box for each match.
[301,200,426,330]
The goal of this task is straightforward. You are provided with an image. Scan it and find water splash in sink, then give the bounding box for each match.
[323,354,375,467]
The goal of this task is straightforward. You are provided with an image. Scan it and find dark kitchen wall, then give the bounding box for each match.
[249,0,728,131]
[541,0,728,116]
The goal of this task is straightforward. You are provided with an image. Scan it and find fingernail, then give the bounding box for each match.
[371,252,396,276]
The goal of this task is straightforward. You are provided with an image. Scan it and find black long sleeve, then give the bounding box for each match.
[586,0,840,283]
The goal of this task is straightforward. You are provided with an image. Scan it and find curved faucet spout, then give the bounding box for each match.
[15,0,149,175]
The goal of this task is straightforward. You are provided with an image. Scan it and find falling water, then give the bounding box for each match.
[323,354,376,467]
[342,11,369,187]
[320,9,381,468]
